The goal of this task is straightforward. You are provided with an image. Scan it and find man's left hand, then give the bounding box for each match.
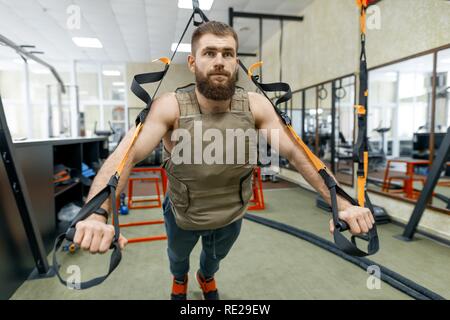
[329,206,375,235]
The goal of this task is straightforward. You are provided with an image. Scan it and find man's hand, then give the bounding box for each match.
[73,215,128,253]
[329,206,375,235]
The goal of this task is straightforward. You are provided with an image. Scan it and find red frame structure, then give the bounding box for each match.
[117,167,168,244]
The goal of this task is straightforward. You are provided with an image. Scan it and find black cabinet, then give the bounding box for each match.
[14,137,108,252]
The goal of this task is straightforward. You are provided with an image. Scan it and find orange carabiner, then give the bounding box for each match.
[247,61,263,78]
[354,105,366,115]
[152,57,171,65]
[356,0,368,9]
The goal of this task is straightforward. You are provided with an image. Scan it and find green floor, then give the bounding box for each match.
[11,187,450,300]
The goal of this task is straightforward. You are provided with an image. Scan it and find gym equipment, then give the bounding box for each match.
[352,0,390,228]
[52,1,378,290]
[373,125,390,157]
[127,167,166,209]
[247,167,265,211]
[245,213,444,300]
[119,193,128,215]
[0,95,53,296]
[116,167,167,244]
[316,195,390,225]
[400,127,450,241]
[94,121,116,137]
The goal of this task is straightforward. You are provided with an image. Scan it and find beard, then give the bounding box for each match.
[195,68,237,101]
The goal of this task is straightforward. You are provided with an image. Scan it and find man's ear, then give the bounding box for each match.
[187,54,195,73]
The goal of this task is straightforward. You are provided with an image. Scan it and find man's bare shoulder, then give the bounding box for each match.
[247,91,274,125]
[146,92,179,125]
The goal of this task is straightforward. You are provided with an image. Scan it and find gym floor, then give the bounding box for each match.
[11,184,450,300]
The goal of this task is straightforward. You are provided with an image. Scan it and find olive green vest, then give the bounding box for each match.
[163,84,256,230]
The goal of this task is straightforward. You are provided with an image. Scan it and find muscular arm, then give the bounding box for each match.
[86,92,178,221]
[74,93,178,253]
[249,92,374,235]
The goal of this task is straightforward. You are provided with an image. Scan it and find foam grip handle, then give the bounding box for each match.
[336,221,349,232]
[65,228,76,242]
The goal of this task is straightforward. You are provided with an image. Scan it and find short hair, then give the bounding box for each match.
[191,21,239,55]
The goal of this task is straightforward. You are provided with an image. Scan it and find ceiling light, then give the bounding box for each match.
[178,0,214,10]
[103,70,121,76]
[112,82,125,86]
[72,37,103,48]
[171,43,191,53]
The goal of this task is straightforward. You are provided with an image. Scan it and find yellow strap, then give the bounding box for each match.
[116,122,144,177]
[287,125,326,172]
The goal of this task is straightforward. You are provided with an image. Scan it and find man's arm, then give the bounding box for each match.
[249,92,374,235]
[74,92,178,253]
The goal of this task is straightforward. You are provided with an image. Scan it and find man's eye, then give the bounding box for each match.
[224,52,233,57]
[206,51,215,57]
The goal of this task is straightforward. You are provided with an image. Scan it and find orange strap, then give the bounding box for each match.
[357,151,369,207]
[116,122,144,177]
[356,0,368,34]
[287,125,326,172]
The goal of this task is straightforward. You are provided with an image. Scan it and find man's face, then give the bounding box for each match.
[188,34,239,101]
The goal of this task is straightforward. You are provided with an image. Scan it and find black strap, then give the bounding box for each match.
[240,52,379,255]
[52,5,379,291]
[318,169,379,256]
[52,175,122,289]
[51,6,203,291]
[132,65,169,126]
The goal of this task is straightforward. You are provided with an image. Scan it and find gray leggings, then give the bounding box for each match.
[162,196,243,280]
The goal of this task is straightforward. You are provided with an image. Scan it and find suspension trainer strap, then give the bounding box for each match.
[51,4,213,290]
[240,23,378,256]
[53,3,379,289]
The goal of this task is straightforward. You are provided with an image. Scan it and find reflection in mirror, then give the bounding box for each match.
[334,76,355,186]
[304,88,317,154]
[431,48,450,211]
[317,83,332,169]
[366,53,450,212]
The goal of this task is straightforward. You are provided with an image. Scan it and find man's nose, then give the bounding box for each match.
[213,53,225,66]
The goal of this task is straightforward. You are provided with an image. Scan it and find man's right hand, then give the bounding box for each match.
[73,215,128,253]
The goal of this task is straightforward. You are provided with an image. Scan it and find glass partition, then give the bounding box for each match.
[431,48,450,210]
[334,76,356,185]
[367,54,435,202]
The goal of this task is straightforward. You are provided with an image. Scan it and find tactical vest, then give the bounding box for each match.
[163,84,256,230]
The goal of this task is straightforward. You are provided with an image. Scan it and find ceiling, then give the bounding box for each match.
[0,0,312,69]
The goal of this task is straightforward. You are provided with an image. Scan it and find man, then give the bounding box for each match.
[73,21,375,300]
